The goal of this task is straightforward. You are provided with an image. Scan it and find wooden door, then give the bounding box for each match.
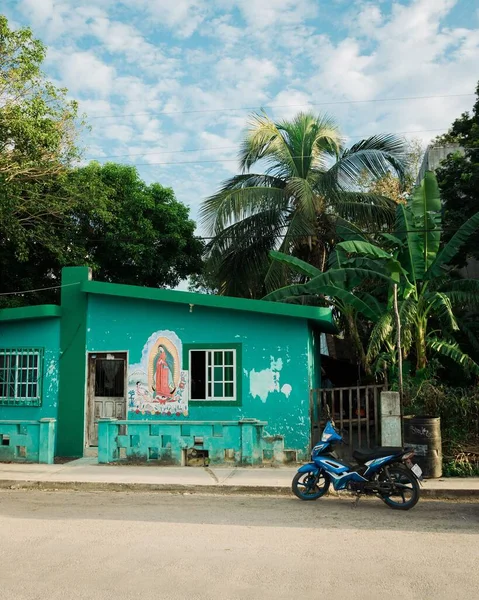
[87,353,127,446]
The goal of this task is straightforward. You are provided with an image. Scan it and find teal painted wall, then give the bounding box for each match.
[86,294,312,457]
[0,318,60,421]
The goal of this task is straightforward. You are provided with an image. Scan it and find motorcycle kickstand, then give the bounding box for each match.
[351,492,361,509]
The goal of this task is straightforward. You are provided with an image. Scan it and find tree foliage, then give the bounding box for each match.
[0,16,83,260]
[436,81,479,268]
[0,17,203,306]
[0,162,204,307]
[267,172,479,378]
[200,111,407,298]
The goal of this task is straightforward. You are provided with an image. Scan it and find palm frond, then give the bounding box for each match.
[285,176,317,222]
[200,173,286,234]
[331,134,407,189]
[323,190,396,229]
[276,112,342,176]
[429,337,479,376]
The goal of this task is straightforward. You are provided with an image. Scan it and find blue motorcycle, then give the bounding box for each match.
[293,416,422,510]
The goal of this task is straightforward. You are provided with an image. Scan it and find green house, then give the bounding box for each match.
[0,267,335,465]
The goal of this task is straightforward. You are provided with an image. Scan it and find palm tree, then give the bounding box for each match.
[200,111,407,297]
[265,172,479,377]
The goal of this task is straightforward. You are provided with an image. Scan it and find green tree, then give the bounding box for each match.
[0,15,83,261]
[200,111,406,298]
[0,163,204,307]
[266,172,479,377]
[436,81,479,268]
[75,163,204,288]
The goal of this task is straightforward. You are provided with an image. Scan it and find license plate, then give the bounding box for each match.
[411,463,423,479]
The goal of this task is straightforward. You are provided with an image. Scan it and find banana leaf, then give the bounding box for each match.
[426,211,479,280]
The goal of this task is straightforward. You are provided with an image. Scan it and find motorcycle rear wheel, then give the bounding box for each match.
[292,471,330,501]
[378,464,420,510]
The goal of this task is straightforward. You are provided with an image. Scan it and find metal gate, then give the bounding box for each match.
[310,385,386,450]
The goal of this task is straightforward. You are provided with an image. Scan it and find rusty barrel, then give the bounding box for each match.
[403,416,442,478]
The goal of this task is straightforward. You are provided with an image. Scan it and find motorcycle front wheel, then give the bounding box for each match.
[378,464,420,510]
[292,470,330,501]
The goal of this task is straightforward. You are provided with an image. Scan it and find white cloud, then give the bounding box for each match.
[103,124,135,143]
[20,0,106,40]
[355,3,383,37]
[215,56,278,86]
[20,0,54,25]
[201,15,243,47]
[303,0,478,139]
[10,0,479,225]
[59,51,115,97]
[122,0,208,37]
[269,89,314,119]
[231,0,316,29]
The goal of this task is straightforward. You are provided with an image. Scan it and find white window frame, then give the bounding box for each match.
[189,348,237,402]
[0,348,42,406]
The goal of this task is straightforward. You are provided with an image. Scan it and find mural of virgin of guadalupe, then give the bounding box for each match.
[153,345,176,398]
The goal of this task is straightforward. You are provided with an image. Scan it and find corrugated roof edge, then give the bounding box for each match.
[81,280,338,334]
[0,304,61,322]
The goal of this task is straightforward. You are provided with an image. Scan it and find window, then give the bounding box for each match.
[0,348,43,406]
[94,359,125,397]
[187,346,240,402]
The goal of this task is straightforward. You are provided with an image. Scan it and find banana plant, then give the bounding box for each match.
[263,252,388,373]
[266,171,479,376]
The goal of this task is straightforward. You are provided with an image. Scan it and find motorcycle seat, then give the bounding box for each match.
[353,447,405,464]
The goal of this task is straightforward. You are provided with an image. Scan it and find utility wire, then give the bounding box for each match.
[81,141,478,168]
[0,282,80,296]
[86,93,475,119]
[83,128,447,160]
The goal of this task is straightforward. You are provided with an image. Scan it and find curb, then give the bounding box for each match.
[0,479,478,499]
[0,480,292,495]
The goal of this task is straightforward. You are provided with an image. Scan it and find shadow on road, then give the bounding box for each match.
[0,490,478,534]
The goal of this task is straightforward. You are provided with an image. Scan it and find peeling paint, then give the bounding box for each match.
[249,357,290,403]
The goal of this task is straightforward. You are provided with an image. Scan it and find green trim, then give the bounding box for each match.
[0,305,61,322]
[57,267,91,457]
[81,280,337,333]
[183,343,242,407]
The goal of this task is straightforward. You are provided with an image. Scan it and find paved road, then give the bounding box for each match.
[0,491,477,600]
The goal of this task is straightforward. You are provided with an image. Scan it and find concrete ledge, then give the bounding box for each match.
[0,479,477,500]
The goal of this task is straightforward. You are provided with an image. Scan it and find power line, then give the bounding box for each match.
[86,93,474,120]
[80,145,479,167]
[83,128,446,161]
[0,282,80,297]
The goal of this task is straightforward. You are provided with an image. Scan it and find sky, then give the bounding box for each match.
[3,0,479,232]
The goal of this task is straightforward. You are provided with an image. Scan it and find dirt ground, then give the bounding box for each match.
[0,490,477,600]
